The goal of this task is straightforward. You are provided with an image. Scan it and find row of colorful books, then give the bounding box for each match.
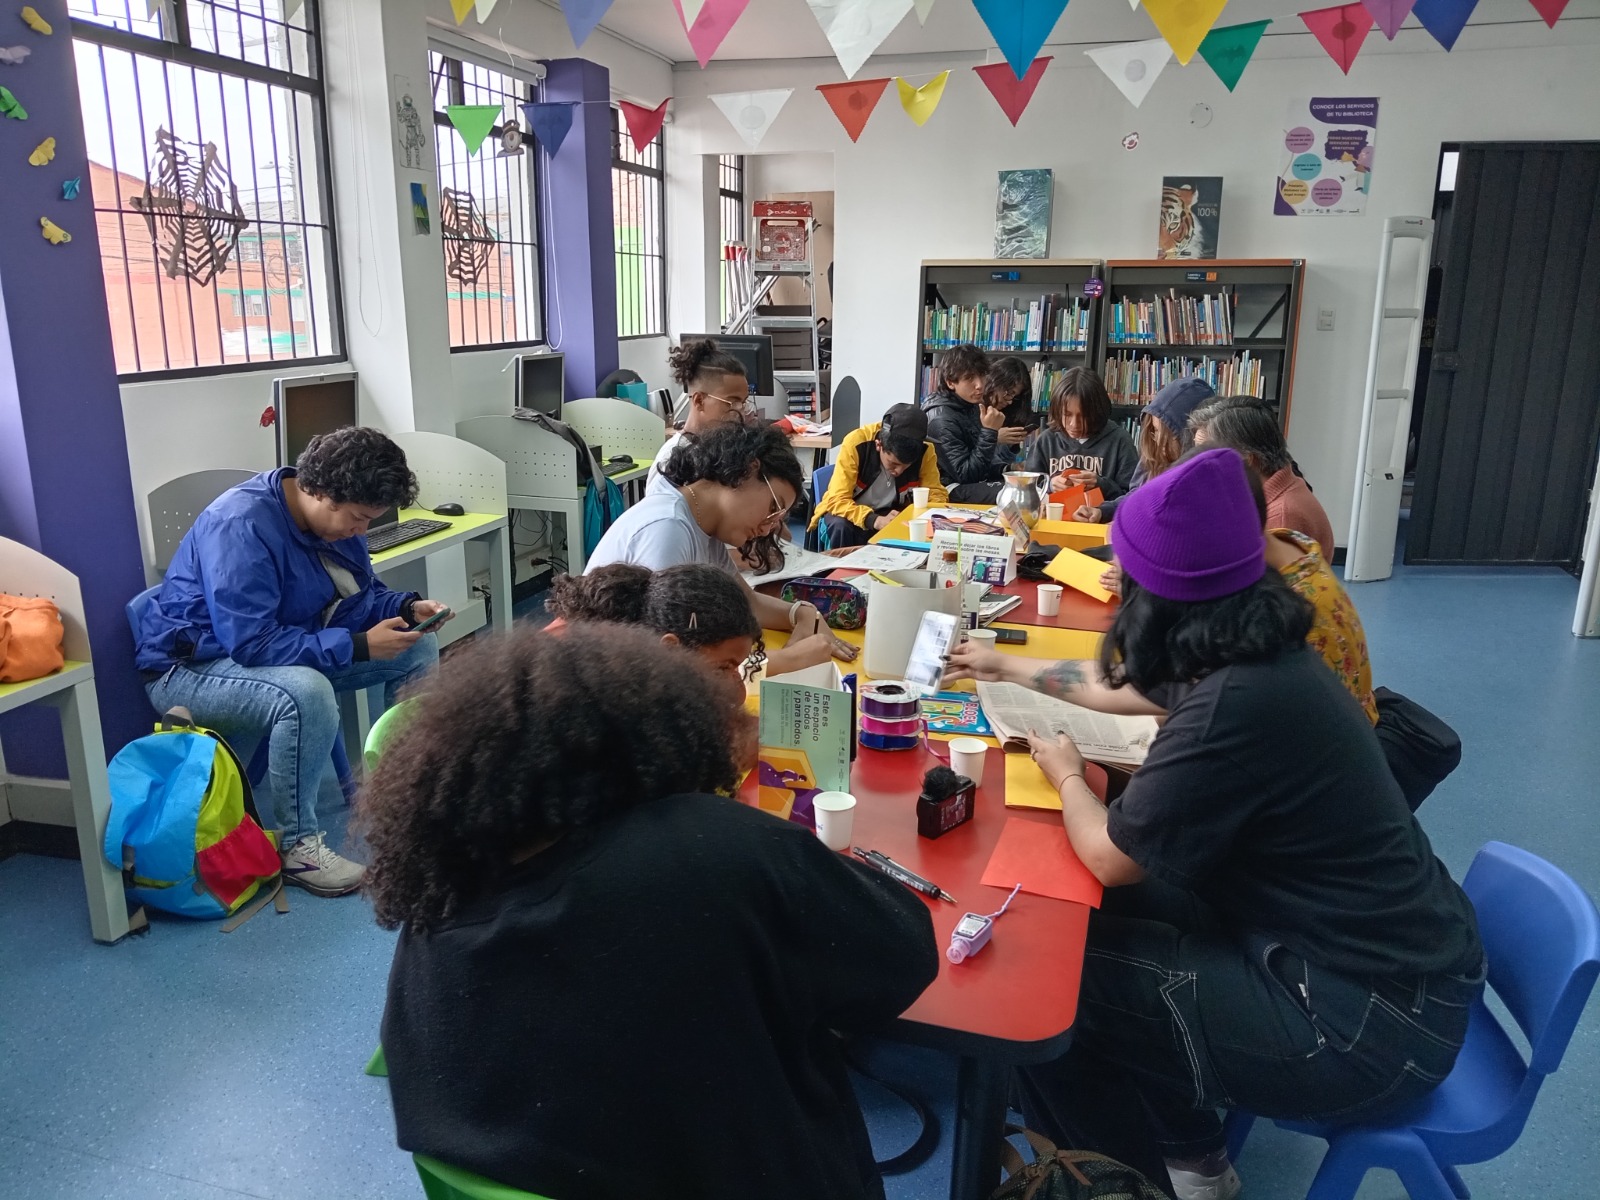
[922,296,1092,352]
[1103,352,1265,405]
[1107,290,1235,346]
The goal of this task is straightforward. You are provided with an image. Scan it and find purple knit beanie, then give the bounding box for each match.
[1111,448,1266,602]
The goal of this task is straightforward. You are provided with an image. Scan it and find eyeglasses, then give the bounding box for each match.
[702,390,751,413]
[758,474,792,528]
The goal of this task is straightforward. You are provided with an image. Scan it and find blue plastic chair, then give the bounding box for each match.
[812,461,836,508]
[1225,841,1600,1200]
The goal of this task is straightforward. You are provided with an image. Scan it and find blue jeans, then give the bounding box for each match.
[145,636,438,847]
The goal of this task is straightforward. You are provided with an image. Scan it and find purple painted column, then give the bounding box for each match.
[540,58,618,401]
[0,0,150,768]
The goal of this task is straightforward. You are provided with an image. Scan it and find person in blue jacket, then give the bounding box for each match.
[134,427,448,897]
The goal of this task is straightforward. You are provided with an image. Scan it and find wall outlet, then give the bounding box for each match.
[1317,307,1336,332]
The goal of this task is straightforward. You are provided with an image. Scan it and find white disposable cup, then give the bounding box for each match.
[813,791,858,851]
[966,628,998,647]
[948,737,988,783]
[1045,502,1065,521]
[908,517,931,541]
[1037,583,1064,616]
[912,487,931,511]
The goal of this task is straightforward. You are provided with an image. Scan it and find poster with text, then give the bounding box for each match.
[1274,97,1377,217]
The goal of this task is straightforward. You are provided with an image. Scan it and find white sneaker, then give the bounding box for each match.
[281,833,365,897]
[1166,1152,1242,1200]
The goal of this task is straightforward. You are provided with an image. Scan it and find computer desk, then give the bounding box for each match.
[369,510,512,639]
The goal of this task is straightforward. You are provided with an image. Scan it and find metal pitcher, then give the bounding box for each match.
[996,470,1047,543]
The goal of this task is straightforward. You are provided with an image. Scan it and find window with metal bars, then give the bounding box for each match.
[718,154,745,329]
[611,108,666,339]
[69,0,343,378]
[431,51,543,350]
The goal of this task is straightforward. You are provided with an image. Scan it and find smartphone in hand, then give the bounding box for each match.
[408,606,451,634]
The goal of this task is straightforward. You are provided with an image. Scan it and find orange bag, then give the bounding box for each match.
[0,594,66,683]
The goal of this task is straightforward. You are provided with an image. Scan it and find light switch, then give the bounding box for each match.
[1317,307,1335,331]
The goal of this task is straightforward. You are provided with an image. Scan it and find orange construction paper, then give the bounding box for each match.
[982,815,1104,908]
[1044,545,1118,603]
[1049,484,1103,512]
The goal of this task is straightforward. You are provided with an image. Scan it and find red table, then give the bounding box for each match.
[741,743,1100,1199]
[829,569,1117,634]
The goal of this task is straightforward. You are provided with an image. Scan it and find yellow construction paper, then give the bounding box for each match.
[1044,545,1118,603]
[1140,0,1230,64]
[1032,519,1112,552]
[1005,751,1063,811]
[39,217,71,245]
[448,0,475,24]
[19,6,52,34]
[896,70,949,126]
[28,135,55,166]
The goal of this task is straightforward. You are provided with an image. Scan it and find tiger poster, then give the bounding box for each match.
[1157,177,1222,259]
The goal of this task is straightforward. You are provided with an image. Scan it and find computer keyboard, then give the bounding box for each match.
[601,460,638,477]
[367,517,452,553]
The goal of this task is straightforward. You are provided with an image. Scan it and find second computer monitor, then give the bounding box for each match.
[516,352,565,417]
[274,372,359,467]
[680,334,774,397]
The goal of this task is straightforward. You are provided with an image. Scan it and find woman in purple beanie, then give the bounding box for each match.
[1015,449,1484,1200]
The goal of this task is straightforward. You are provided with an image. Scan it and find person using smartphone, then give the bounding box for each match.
[133,426,450,898]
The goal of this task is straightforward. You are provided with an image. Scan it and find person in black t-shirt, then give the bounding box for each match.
[1014,449,1483,1200]
[359,626,939,1200]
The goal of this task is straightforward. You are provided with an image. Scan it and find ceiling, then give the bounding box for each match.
[580,0,1599,66]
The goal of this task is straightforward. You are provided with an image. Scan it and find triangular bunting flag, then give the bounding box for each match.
[914,0,937,21]
[971,0,1071,80]
[1526,0,1568,26]
[617,99,669,154]
[896,71,950,125]
[561,0,615,46]
[1411,0,1478,48]
[973,57,1052,125]
[1141,0,1231,65]
[1085,38,1173,107]
[284,0,304,19]
[445,104,502,155]
[475,0,499,20]
[448,0,475,24]
[522,103,576,156]
[1362,0,1414,37]
[1197,19,1269,91]
[816,78,892,142]
[710,89,794,147]
[1128,0,1141,7]
[1299,3,1375,71]
[674,0,752,67]
[807,0,915,79]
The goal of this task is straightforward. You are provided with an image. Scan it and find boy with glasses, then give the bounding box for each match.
[648,338,754,497]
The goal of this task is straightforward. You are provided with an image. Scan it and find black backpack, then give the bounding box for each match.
[992,1127,1170,1200]
[1373,687,1462,812]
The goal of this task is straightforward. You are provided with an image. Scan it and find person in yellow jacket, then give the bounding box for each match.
[807,404,947,550]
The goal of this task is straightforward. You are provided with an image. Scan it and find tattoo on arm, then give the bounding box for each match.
[1032,660,1087,700]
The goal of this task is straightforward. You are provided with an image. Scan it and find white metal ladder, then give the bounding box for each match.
[1345,216,1435,583]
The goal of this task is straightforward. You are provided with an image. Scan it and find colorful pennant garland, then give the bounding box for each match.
[1197,19,1269,91]
[1299,3,1375,71]
[710,88,794,147]
[1141,0,1232,65]
[617,98,670,154]
[817,77,892,141]
[1526,0,1569,26]
[1361,0,1415,37]
[808,0,914,79]
[896,71,950,125]
[1085,37,1173,107]
[448,0,475,24]
[475,0,499,20]
[674,0,752,67]
[1411,0,1478,48]
[445,104,502,155]
[971,0,1071,80]
[972,57,1052,125]
[560,0,616,46]
[522,102,576,155]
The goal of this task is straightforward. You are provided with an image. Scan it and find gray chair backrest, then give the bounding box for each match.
[148,469,254,572]
[831,376,862,448]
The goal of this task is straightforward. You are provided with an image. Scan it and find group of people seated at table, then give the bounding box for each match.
[127,333,1484,1200]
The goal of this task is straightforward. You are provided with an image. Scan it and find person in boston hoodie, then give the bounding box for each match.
[1024,367,1139,500]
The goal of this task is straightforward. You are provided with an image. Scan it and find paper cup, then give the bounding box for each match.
[1045,502,1065,521]
[908,517,931,542]
[912,487,931,511]
[948,737,988,783]
[965,628,997,647]
[1037,583,1064,616]
[813,791,858,851]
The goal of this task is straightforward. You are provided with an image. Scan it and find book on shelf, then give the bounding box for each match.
[1156,177,1222,260]
[1108,289,1235,347]
[922,295,1090,352]
[1104,351,1265,405]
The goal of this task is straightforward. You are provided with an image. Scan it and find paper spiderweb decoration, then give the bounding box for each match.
[132,129,250,287]
[440,187,498,286]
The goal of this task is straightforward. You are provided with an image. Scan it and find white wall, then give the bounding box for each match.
[663,30,1600,547]
[619,336,675,393]
[747,151,834,197]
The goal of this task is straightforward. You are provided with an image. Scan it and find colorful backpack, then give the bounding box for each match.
[104,709,287,932]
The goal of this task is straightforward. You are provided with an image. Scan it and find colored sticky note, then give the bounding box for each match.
[1044,546,1117,603]
[982,814,1104,907]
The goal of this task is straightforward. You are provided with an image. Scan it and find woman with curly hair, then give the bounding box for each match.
[363,627,938,1200]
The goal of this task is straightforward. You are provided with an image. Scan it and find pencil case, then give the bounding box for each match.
[781,578,866,631]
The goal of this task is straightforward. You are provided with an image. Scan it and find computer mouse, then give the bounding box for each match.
[608,454,633,464]
[432,502,465,517]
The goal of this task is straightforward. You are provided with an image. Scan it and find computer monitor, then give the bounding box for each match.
[274,372,359,467]
[516,352,565,417]
[679,334,775,396]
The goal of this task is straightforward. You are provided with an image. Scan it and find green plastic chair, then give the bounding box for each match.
[414,1154,554,1200]
[364,698,420,774]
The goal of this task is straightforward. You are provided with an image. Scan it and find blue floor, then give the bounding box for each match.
[2,554,1597,1200]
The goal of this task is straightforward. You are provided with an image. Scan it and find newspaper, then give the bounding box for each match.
[741,542,850,586]
[829,545,928,572]
[975,681,1158,767]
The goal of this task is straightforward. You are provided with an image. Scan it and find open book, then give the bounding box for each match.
[975,681,1158,768]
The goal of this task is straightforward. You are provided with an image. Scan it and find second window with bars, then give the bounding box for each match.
[612,108,666,339]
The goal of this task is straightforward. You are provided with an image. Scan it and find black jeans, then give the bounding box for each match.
[948,481,1003,504]
[1017,881,1485,1194]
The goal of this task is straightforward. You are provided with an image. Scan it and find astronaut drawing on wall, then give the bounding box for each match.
[396,94,426,170]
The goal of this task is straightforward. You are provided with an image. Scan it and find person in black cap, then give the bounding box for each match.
[807,403,947,550]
